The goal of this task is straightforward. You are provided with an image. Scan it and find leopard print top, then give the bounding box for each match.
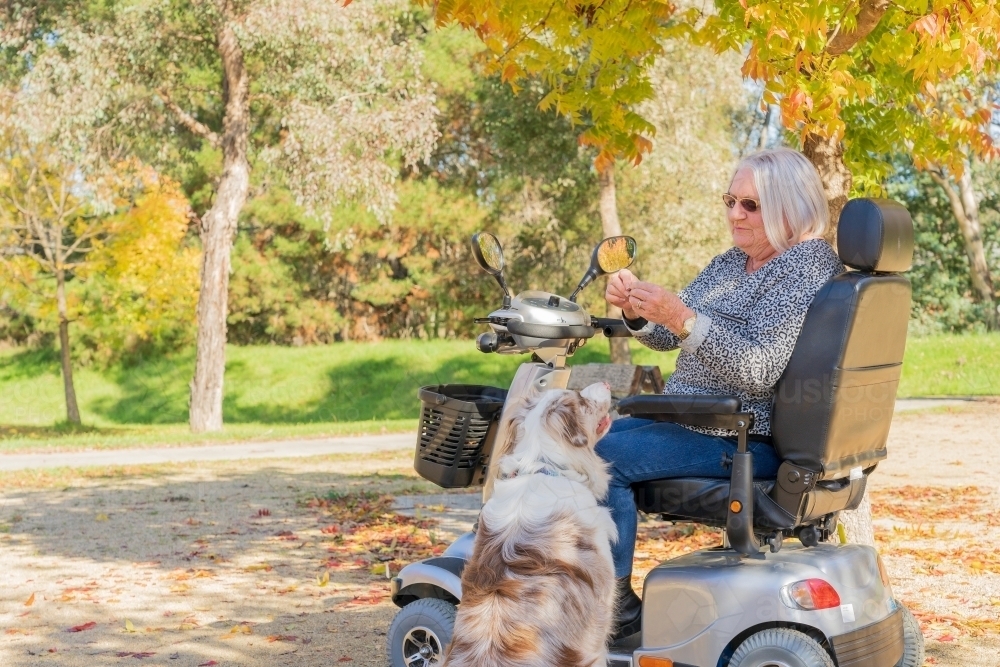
[626,239,844,436]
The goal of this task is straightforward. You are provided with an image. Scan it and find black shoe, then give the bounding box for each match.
[612,576,642,639]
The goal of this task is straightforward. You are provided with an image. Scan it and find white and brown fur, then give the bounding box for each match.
[442,382,618,667]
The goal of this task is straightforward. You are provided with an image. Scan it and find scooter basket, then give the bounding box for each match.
[415,384,508,488]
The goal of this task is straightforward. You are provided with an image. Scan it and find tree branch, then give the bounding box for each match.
[826,0,890,56]
[157,88,221,148]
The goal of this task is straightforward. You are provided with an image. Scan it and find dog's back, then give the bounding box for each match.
[442,473,617,667]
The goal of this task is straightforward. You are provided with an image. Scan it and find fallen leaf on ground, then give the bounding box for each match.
[115,652,156,659]
[338,658,353,663]
[244,563,272,572]
[318,571,330,587]
[267,634,298,642]
[66,621,97,632]
[24,593,35,606]
[95,513,109,521]
[124,619,136,633]
[198,661,218,666]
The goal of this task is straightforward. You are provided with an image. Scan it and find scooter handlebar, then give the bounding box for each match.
[505,321,596,340]
[591,317,633,338]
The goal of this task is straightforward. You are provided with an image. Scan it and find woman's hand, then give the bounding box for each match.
[627,280,695,335]
[606,268,639,319]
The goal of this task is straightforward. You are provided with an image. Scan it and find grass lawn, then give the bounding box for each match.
[0,333,996,452]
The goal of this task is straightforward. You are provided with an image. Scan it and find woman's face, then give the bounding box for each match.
[727,168,772,255]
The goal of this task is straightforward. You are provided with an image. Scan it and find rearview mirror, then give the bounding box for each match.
[471,232,512,306]
[569,235,637,302]
[472,232,505,275]
[596,236,637,274]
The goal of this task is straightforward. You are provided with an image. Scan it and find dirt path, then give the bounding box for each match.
[1,402,999,667]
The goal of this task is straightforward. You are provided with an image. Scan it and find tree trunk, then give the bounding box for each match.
[929,167,997,329]
[802,133,876,546]
[802,132,852,246]
[189,22,251,433]
[837,492,876,545]
[55,270,81,425]
[598,164,632,365]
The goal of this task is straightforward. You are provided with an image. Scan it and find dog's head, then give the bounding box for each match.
[496,382,613,496]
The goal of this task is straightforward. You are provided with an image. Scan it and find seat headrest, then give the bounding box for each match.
[837,198,914,272]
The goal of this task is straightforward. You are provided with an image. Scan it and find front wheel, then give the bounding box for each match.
[386,598,456,667]
[894,603,925,667]
[729,628,835,667]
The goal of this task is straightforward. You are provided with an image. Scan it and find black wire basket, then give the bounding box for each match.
[414,384,508,488]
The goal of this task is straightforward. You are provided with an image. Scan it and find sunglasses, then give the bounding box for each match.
[722,193,761,213]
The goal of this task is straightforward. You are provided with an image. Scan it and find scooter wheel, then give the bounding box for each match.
[894,602,925,667]
[386,598,457,667]
[729,628,835,667]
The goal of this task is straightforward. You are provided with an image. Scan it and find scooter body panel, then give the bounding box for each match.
[634,543,897,667]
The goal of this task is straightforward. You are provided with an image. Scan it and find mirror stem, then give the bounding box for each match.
[569,268,599,302]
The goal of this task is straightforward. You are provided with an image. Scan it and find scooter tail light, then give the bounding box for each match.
[637,657,673,667]
[784,579,841,610]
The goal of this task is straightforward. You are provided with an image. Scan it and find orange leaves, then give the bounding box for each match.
[305,490,442,578]
[909,13,940,40]
[24,592,34,606]
[66,621,97,632]
[871,485,988,523]
[335,588,387,608]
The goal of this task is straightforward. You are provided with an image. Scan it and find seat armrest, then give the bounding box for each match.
[616,395,750,445]
[617,394,741,416]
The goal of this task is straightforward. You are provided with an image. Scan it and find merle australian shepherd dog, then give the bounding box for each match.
[442,382,617,667]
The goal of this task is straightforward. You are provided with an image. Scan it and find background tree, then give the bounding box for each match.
[14,0,440,432]
[0,136,112,424]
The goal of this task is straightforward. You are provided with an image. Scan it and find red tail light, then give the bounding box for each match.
[785,579,841,610]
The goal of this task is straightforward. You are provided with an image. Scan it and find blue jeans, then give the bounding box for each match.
[595,417,781,578]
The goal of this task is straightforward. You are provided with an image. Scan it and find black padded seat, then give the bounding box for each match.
[626,198,913,538]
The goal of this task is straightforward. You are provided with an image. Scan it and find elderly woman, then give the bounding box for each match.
[599,147,844,638]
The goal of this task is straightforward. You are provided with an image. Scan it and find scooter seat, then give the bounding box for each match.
[632,473,867,533]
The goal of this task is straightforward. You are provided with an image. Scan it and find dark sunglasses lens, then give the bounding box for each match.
[741,198,759,213]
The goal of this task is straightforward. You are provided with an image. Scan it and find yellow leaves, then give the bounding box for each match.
[24,592,35,606]
[317,571,330,587]
[223,624,252,638]
[124,618,136,633]
[244,562,273,572]
[95,513,109,522]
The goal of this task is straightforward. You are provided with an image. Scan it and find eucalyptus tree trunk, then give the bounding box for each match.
[598,164,632,365]
[802,133,851,247]
[802,133,877,546]
[929,167,997,329]
[55,269,81,425]
[189,23,251,433]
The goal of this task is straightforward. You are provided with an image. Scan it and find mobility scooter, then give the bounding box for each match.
[387,198,925,667]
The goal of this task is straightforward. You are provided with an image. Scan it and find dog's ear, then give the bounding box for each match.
[542,392,589,448]
[494,397,530,460]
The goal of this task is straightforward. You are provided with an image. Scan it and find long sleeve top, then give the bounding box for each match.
[626,239,844,436]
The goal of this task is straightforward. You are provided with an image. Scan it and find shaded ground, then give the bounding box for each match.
[1,401,999,666]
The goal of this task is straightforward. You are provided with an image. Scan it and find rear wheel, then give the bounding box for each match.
[894,603,925,667]
[386,598,456,667]
[729,628,835,667]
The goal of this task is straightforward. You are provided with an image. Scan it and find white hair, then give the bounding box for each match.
[733,148,830,252]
